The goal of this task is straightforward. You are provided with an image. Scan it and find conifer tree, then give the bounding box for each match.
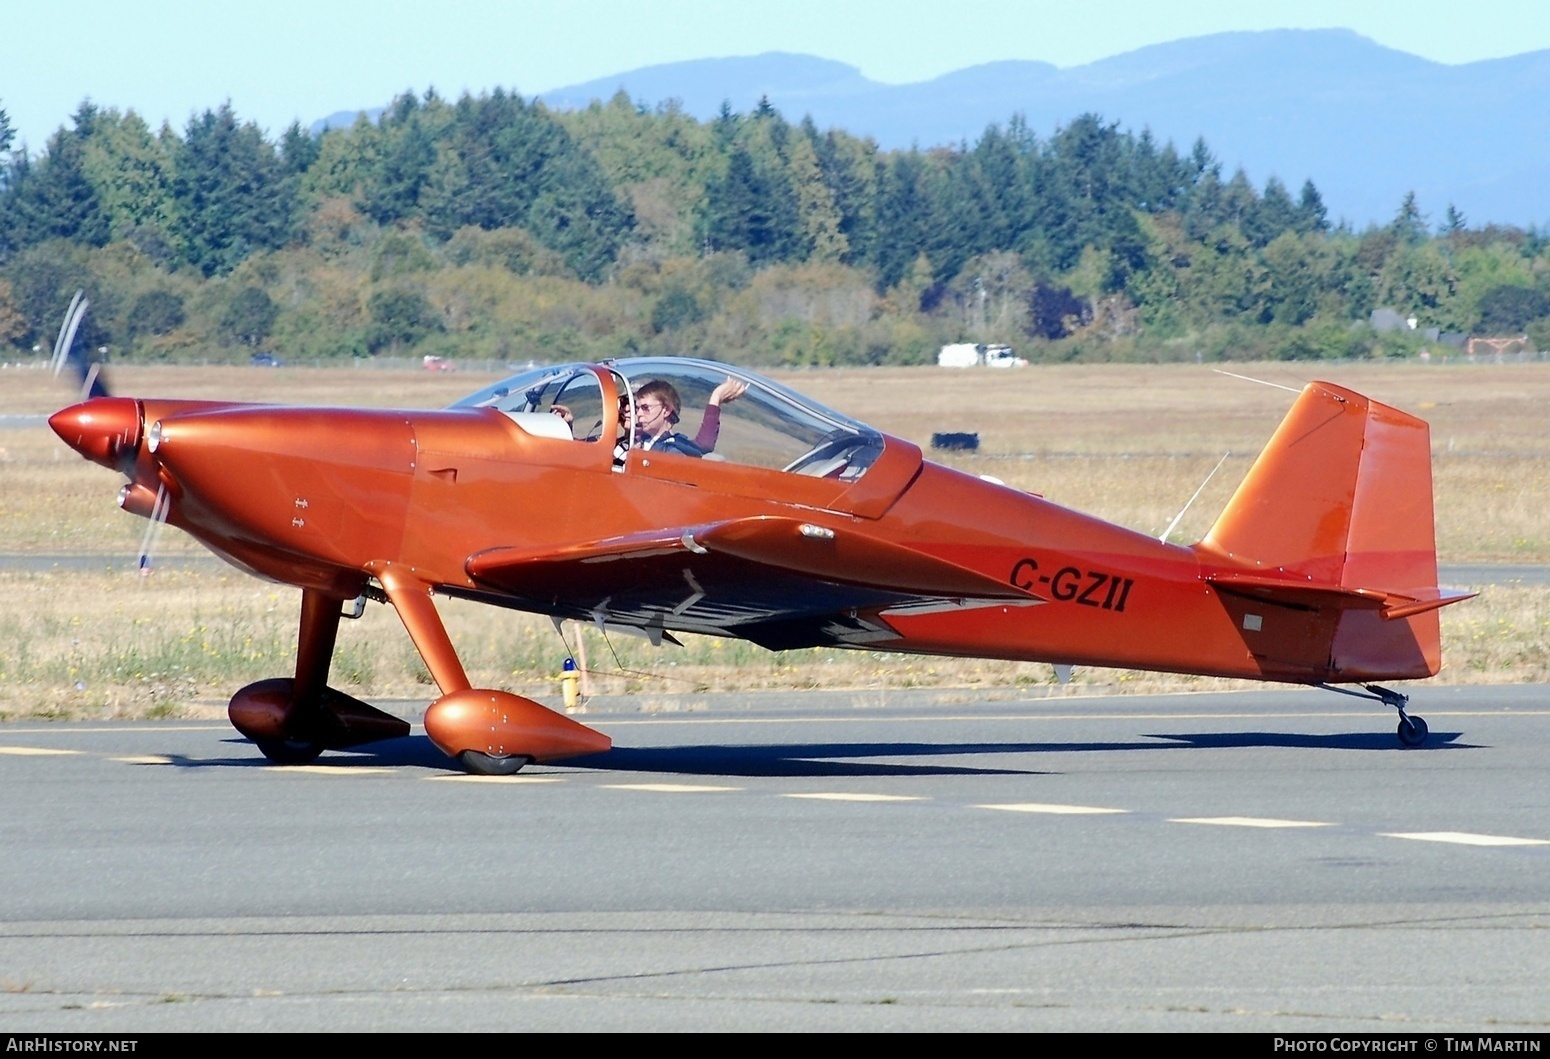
[417,144,471,240]
[80,108,178,246]
[712,101,740,147]
[1390,191,1428,245]
[871,151,926,289]
[363,103,438,224]
[173,103,294,275]
[812,127,877,266]
[1219,169,1259,230]
[705,147,772,258]
[298,114,381,201]
[281,121,320,176]
[0,103,111,251]
[786,131,846,261]
[970,126,1022,250]
[1296,179,1329,233]
[1244,176,1299,247]
[920,151,984,282]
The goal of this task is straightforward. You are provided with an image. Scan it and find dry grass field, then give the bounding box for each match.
[1,359,1546,719]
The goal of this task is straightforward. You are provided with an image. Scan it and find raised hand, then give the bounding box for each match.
[708,378,747,407]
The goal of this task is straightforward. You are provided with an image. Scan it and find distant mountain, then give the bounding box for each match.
[314,30,1550,229]
[309,53,876,138]
[540,52,882,114]
[312,108,381,135]
[536,31,1550,229]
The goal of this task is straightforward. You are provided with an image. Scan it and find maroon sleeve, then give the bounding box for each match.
[693,402,722,451]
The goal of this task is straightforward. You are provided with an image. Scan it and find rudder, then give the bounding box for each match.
[1198,381,1463,680]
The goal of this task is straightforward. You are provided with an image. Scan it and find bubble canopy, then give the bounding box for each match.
[451,358,885,479]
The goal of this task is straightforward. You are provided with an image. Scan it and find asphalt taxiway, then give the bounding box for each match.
[0,684,1546,1031]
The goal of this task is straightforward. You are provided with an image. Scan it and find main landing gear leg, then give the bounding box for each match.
[1317,682,1429,748]
[372,567,611,776]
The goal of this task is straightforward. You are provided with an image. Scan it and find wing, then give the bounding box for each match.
[461,515,1042,650]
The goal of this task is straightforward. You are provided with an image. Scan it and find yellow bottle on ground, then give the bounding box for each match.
[560,657,580,712]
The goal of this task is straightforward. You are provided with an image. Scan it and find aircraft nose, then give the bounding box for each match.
[49,398,142,469]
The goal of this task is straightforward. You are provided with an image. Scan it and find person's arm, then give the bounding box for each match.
[695,378,746,451]
[692,402,721,451]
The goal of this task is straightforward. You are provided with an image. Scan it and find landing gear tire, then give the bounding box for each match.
[1397,715,1429,748]
[458,750,533,776]
[255,737,326,765]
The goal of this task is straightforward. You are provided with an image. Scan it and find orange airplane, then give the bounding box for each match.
[46,298,1473,773]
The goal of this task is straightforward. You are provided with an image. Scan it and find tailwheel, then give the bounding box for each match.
[254,736,326,766]
[1317,682,1428,748]
[1397,714,1430,748]
[457,750,533,776]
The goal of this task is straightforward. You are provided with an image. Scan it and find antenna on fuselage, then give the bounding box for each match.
[1210,368,1302,393]
[1159,451,1231,544]
[1157,370,1304,542]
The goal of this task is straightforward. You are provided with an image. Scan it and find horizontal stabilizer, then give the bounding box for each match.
[1206,572,1476,620]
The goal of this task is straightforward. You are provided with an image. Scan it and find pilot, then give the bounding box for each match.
[634,380,704,456]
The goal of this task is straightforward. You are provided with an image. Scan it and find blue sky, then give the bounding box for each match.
[5,0,1550,148]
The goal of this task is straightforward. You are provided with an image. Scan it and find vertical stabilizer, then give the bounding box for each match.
[1198,381,1452,680]
[1200,381,1436,591]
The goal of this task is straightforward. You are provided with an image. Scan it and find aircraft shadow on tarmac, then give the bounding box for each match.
[1144,731,1472,751]
[552,730,1473,777]
[197,736,1047,777]
[190,728,1473,777]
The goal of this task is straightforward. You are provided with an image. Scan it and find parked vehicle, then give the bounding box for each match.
[937,343,1026,368]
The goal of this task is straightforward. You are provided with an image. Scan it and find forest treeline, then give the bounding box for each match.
[1,89,1548,367]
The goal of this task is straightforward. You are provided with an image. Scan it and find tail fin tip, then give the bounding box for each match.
[1200,380,1437,594]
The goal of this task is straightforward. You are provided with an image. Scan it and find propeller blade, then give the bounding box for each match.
[49,291,85,376]
[137,483,170,577]
[48,290,110,400]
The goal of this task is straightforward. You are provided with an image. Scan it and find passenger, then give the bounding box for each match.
[633,380,704,456]
[694,377,746,453]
